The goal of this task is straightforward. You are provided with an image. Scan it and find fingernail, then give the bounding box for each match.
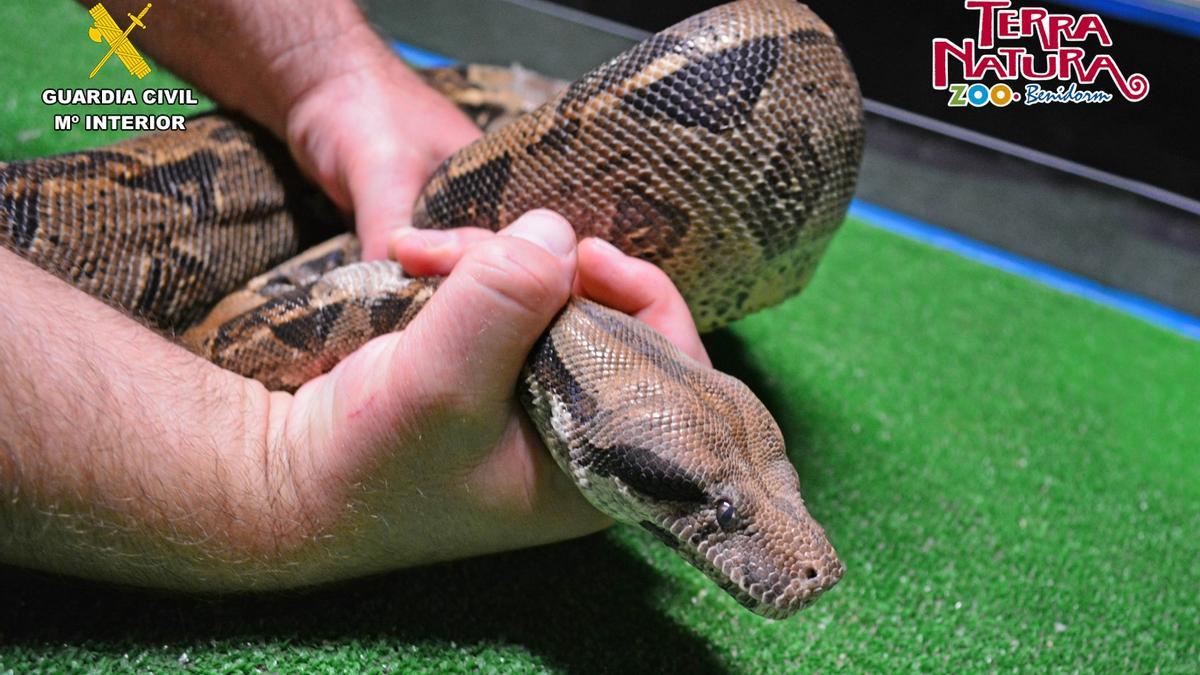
[505,210,575,257]
[388,228,412,249]
[393,228,452,249]
[588,237,622,256]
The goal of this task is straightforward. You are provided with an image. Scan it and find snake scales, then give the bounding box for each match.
[0,0,862,618]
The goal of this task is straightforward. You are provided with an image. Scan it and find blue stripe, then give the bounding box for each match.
[849,200,1200,341]
[1052,0,1200,38]
[391,42,456,68]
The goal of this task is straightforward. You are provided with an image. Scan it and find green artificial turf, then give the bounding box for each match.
[2,2,1198,672]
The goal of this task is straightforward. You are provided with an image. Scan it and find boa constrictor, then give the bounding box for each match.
[0,0,862,618]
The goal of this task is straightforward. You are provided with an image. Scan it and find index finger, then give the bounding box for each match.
[574,237,711,367]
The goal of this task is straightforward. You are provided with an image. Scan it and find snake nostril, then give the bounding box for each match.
[804,566,818,580]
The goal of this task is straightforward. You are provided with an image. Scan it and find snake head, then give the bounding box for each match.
[628,417,845,620]
[523,299,842,619]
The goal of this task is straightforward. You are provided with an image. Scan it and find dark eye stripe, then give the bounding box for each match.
[582,444,706,503]
[525,333,599,421]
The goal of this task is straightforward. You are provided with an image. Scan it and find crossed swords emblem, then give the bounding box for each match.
[87,3,152,79]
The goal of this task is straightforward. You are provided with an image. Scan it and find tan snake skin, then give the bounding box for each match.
[0,0,863,618]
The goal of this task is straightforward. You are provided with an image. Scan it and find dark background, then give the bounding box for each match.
[548,0,1199,201]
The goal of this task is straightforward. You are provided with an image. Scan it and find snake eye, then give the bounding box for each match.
[716,500,739,532]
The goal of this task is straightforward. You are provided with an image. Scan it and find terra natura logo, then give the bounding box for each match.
[932,0,1149,107]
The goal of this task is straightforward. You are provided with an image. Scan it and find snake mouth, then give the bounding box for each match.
[655,519,845,619]
[712,552,842,619]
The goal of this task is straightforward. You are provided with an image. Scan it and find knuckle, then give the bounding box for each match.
[463,239,569,317]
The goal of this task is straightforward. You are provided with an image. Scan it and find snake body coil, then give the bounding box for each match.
[0,0,862,618]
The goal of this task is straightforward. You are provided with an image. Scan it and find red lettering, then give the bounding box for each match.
[997,47,1024,75]
[969,53,1009,80]
[1057,47,1086,79]
[1078,53,1114,84]
[1022,7,1048,43]
[965,0,1010,48]
[996,9,1019,39]
[1019,51,1057,80]
[1073,14,1113,45]
[1046,15,1074,49]
[932,38,975,88]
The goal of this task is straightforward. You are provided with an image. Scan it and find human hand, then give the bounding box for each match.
[247,210,708,582]
[282,49,482,260]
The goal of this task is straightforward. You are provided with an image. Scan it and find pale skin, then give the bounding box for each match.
[0,0,708,589]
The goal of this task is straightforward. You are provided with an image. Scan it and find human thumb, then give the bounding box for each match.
[399,210,578,406]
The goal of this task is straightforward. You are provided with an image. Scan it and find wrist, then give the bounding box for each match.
[259,21,414,139]
[209,4,408,140]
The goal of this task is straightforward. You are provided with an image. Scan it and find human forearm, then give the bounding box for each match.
[0,248,307,589]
